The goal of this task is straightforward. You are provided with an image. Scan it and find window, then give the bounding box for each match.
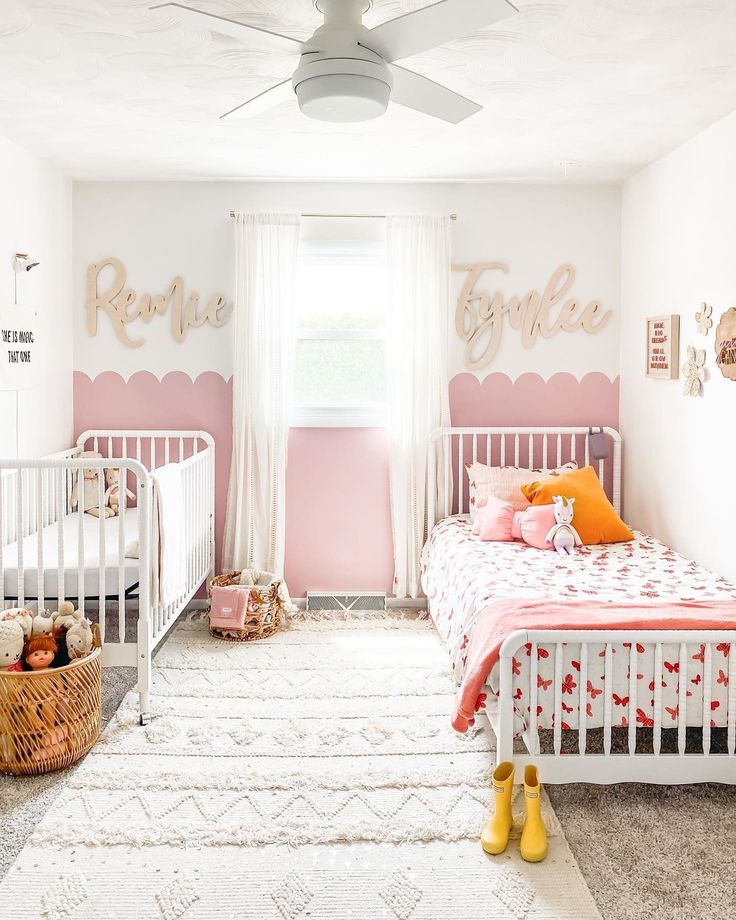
[291,217,387,427]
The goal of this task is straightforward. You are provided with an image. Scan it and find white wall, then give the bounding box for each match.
[0,134,73,457]
[73,182,621,382]
[621,109,736,581]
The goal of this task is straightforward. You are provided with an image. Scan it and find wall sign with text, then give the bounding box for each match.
[86,257,232,349]
[0,306,40,391]
[453,262,612,371]
[645,314,680,380]
[715,307,736,381]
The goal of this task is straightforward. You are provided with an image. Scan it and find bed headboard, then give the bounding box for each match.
[428,426,622,530]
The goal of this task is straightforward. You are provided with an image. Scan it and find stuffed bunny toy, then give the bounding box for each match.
[545,495,583,556]
[32,611,54,637]
[104,467,135,516]
[71,451,113,518]
[66,619,94,661]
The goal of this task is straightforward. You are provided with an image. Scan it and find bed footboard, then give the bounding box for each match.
[495,629,736,784]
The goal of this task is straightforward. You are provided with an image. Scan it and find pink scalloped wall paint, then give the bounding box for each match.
[73,371,618,597]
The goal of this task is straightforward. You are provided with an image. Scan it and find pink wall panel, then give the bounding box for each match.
[284,428,394,598]
[74,370,619,598]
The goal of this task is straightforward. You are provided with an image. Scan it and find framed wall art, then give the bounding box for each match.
[645,314,680,379]
[715,307,736,381]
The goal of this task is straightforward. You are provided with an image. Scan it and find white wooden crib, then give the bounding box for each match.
[0,429,215,724]
[427,426,736,784]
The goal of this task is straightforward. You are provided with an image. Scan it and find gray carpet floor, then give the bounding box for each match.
[2,625,736,920]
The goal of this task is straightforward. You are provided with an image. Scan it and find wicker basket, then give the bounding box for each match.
[0,639,102,777]
[209,571,288,642]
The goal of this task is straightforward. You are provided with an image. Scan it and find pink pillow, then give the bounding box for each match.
[517,505,557,550]
[478,496,515,542]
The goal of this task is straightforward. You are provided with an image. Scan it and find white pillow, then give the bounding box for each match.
[466,461,578,520]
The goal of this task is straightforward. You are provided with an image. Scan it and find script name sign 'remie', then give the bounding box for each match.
[454,262,611,370]
[86,257,232,348]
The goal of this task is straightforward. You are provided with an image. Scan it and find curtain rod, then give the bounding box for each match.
[228,210,457,220]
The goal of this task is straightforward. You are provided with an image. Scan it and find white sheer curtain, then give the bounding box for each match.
[223,213,301,574]
[386,215,451,599]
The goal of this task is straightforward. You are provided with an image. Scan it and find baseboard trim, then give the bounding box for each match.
[185,597,427,612]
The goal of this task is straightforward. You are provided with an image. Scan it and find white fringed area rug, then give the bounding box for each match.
[2,611,601,919]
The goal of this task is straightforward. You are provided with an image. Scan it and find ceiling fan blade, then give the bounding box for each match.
[150,3,304,55]
[388,65,480,124]
[367,0,517,62]
[220,79,295,120]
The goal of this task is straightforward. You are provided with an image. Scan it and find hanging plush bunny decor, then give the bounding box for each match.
[545,495,583,556]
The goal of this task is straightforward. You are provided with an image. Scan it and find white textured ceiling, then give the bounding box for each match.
[1,0,736,181]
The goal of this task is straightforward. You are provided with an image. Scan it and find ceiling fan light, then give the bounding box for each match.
[295,74,390,123]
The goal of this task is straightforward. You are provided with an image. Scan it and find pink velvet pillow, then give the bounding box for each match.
[516,505,557,550]
[478,496,515,542]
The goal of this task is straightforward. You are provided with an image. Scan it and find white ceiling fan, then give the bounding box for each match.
[151,0,518,124]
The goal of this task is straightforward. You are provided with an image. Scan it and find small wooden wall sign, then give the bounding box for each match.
[453,262,611,371]
[715,307,736,381]
[86,257,232,349]
[645,314,679,379]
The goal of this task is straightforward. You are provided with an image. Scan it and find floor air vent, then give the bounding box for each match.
[306,592,387,612]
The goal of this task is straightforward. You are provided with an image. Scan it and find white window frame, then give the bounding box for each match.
[290,233,388,428]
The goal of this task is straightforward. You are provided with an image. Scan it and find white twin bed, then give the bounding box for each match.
[423,427,736,784]
[0,430,215,723]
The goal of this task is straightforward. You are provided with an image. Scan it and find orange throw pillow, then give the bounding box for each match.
[520,466,633,546]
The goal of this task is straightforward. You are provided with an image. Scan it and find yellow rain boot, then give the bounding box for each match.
[481,761,514,855]
[520,765,548,863]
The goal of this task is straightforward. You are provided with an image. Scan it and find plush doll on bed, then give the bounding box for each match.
[104,467,134,516]
[545,495,583,556]
[71,451,113,518]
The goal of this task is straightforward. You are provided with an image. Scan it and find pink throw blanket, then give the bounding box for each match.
[453,598,736,733]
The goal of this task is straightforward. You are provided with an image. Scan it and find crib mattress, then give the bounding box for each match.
[2,510,140,601]
[421,516,736,731]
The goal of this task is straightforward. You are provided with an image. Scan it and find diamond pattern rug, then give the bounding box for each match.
[1,611,601,919]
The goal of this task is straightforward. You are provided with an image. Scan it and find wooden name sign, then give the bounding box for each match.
[453,262,611,370]
[86,257,232,348]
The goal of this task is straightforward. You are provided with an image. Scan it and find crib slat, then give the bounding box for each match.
[0,475,4,607]
[36,469,44,612]
[571,434,577,466]
[165,439,170,465]
[501,434,506,466]
[703,643,712,755]
[529,642,539,756]
[513,435,519,467]
[151,439,157,472]
[118,469,126,643]
[77,481,85,616]
[458,436,464,515]
[542,434,548,470]
[527,434,533,468]
[485,434,491,467]
[677,642,687,755]
[553,643,562,756]
[472,434,477,465]
[579,642,588,756]
[179,437,184,462]
[603,643,613,756]
[728,644,736,757]
[653,642,663,756]
[556,434,561,467]
[57,469,65,604]
[627,644,637,755]
[16,468,24,607]
[98,469,106,642]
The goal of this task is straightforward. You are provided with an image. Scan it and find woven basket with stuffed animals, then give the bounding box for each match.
[208,569,297,642]
[0,603,102,776]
